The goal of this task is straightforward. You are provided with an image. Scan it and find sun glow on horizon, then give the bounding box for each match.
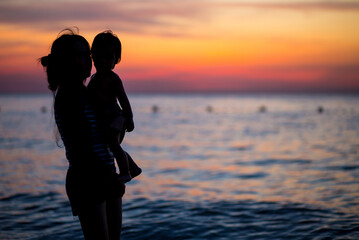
[0,0,358,92]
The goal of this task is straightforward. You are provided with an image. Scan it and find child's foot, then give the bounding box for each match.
[130,167,142,178]
[117,174,132,183]
[126,152,142,178]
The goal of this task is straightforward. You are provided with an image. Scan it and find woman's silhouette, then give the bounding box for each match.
[41,29,125,240]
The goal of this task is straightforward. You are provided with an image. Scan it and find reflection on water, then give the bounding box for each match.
[1,94,359,239]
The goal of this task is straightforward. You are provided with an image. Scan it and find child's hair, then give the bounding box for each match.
[91,30,122,64]
[40,28,90,92]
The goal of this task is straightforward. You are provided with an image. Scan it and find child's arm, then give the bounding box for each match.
[113,74,134,132]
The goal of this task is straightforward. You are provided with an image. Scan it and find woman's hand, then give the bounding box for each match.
[110,116,126,132]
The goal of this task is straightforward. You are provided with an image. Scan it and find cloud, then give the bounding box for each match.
[318,64,359,88]
[2,63,359,93]
[0,72,48,93]
[1,0,358,35]
[122,63,359,93]
[0,0,207,34]
[215,1,359,11]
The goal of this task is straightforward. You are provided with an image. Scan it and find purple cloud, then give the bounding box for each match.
[1,0,358,35]
[214,1,359,11]
[0,0,205,32]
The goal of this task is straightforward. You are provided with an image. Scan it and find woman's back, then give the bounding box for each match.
[54,85,114,167]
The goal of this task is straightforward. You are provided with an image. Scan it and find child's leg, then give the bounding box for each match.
[108,132,131,183]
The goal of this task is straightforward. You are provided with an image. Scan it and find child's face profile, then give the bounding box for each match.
[93,46,116,72]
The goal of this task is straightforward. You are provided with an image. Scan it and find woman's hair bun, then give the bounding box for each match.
[40,54,51,67]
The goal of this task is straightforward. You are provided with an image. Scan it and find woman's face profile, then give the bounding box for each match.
[74,40,92,79]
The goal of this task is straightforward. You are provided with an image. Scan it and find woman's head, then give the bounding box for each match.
[41,29,92,92]
[91,30,122,72]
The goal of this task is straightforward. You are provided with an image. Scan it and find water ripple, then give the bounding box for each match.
[236,158,313,166]
[2,193,358,239]
[1,94,359,239]
[122,199,359,240]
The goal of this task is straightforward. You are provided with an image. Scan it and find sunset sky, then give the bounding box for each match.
[0,0,358,93]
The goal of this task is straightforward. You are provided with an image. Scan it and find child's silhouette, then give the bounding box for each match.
[88,31,141,183]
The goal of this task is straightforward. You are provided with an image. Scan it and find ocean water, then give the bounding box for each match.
[0,93,359,239]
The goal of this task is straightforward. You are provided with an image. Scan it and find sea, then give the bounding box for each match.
[0,93,359,239]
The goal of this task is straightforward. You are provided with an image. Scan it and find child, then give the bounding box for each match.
[87,30,141,183]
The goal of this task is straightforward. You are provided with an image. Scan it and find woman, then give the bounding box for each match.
[40,29,125,240]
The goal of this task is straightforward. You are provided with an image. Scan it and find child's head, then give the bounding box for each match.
[41,28,91,92]
[91,30,122,72]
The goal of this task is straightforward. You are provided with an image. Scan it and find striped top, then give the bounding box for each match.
[54,85,114,168]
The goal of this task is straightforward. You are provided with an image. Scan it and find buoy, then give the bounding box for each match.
[206,105,213,113]
[258,105,266,113]
[41,106,47,113]
[317,106,324,114]
[152,105,159,113]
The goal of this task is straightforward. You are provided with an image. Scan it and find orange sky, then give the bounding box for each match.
[0,0,358,93]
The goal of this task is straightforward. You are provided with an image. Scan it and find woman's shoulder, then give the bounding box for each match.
[55,87,86,109]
